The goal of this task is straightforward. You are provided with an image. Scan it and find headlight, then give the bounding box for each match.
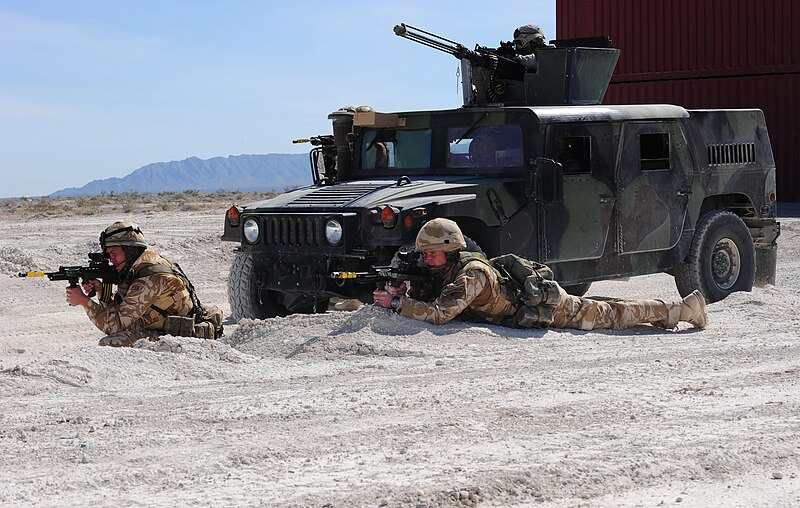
[243,218,260,243]
[325,219,343,246]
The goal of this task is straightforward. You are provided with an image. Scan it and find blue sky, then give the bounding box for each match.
[0,1,555,198]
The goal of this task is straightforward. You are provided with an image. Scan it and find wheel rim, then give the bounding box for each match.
[711,237,740,290]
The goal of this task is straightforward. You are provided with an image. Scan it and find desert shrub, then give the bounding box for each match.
[83,207,100,216]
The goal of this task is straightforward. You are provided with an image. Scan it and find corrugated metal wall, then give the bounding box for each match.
[557,0,800,200]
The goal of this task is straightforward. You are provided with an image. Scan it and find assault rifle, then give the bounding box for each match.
[18,252,119,303]
[330,249,440,302]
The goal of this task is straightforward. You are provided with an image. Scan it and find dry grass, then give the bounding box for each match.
[0,190,279,220]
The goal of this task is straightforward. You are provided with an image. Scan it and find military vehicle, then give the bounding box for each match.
[221,23,779,319]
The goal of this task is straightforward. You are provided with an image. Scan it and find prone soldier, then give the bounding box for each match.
[373,218,707,331]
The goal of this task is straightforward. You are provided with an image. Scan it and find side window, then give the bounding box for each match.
[640,132,670,170]
[555,136,591,174]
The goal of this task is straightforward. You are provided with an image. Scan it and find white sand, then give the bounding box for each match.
[1,210,798,507]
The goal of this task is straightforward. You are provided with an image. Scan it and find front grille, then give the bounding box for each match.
[262,216,323,247]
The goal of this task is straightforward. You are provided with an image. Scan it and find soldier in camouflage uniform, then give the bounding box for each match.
[65,221,195,347]
[373,218,708,330]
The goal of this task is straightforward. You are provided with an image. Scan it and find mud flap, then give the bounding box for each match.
[753,221,779,287]
[754,243,777,287]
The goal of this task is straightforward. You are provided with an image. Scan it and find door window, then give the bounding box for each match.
[640,132,670,171]
[555,136,591,174]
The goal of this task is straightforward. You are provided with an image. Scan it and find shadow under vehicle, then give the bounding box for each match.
[221,24,779,319]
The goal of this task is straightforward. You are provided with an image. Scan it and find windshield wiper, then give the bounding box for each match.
[454,112,489,145]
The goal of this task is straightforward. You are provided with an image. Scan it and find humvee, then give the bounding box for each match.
[221,24,779,319]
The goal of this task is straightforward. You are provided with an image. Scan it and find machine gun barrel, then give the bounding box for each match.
[393,23,478,62]
[292,134,334,146]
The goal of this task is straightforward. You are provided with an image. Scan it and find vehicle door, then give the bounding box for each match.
[540,123,616,262]
[615,121,693,253]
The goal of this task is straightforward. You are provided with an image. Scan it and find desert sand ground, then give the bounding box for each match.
[1,204,798,507]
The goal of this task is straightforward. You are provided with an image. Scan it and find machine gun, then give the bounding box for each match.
[393,23,521,74]
[18,252,119,303]
[330,249,440,302]
[394,22,525,105]
[293,134,337,185]
[394,22,621,107]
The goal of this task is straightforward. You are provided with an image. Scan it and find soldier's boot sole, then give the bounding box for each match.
[680,290,708,329]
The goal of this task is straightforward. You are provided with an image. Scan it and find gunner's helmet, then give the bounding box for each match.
[513,24,547,55]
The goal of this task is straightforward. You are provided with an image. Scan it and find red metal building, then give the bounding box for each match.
[556,0,800,200]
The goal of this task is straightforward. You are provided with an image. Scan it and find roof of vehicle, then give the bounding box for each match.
[521,104,690,123]
[394,103,691,124]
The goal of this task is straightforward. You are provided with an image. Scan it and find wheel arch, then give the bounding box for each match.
[697,193,756,223]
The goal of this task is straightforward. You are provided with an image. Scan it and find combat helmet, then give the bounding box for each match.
[513,24,546,55]
[415,218,467,253]
[100,220,147,248]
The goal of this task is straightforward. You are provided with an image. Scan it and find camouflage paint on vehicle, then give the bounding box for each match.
[222,103,778,315]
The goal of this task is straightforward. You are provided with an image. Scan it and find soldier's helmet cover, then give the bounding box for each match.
[415,218,467,253]
[100,220,147,248]
[513,24,546,55]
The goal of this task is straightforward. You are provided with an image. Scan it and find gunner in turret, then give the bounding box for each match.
[512,24,550,71]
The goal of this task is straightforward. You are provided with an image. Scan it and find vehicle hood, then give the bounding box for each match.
[244,176,518,212]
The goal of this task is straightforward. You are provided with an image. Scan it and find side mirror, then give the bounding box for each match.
[529,158,563,204]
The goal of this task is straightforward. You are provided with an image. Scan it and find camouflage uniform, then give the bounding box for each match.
[397,256,681,330]
[394,217,700,330]
[86,249,193,347]
[398,261,681,330]
[398,259,516,325]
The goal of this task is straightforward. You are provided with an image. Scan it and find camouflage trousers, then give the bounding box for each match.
[98,329,162,347]
[550,286,681,331]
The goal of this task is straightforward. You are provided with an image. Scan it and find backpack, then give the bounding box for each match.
[488,254,563,328]
[135,261,225,339]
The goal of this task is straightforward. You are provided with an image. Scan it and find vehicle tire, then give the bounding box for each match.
[562,282,592,297]
[227,252,286,320]
[675,210,755,303]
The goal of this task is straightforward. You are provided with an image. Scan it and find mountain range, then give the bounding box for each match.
[49,153,311,197]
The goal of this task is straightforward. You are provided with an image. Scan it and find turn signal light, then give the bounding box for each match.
[380,206,400,228]
[227,205,241,226]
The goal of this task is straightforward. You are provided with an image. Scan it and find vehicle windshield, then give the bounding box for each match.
[360,129,431,171]
[447,125,523,168]
[357,122,525,175]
